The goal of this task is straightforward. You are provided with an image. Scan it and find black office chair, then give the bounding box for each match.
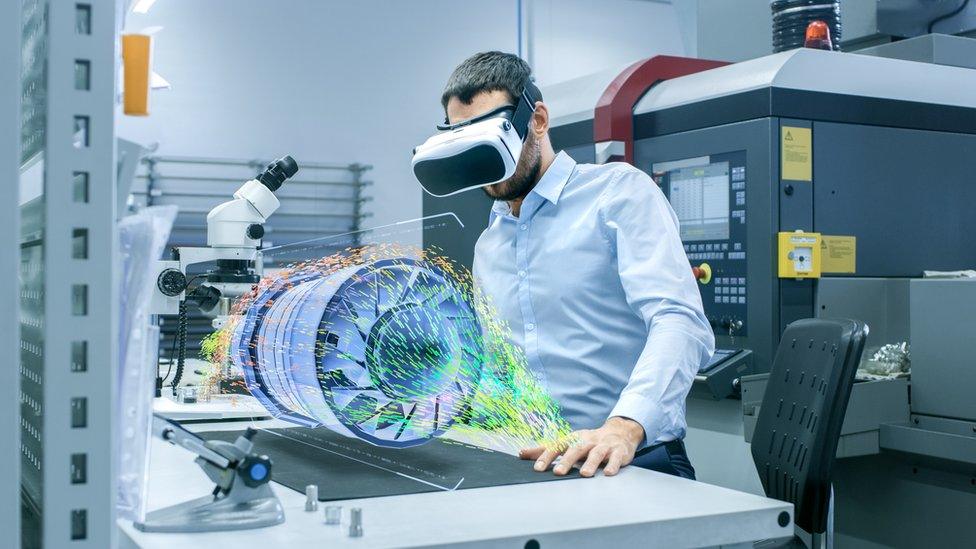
[752,318,868,549]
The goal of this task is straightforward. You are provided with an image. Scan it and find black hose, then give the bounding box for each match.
[171,301,188,396]
[928,0,970,33]
[160,274,203,384]
[161,323,179,381]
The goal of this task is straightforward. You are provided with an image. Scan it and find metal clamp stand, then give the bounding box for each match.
[135,414,285,533]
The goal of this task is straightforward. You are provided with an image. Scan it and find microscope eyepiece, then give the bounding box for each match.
[257,155,299,192]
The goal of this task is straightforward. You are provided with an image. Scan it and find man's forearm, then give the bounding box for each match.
[609,311,712,446]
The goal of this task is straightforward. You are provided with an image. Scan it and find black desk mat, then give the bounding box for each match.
[204,427,572,501]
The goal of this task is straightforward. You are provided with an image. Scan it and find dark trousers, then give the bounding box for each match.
[631,439,696,480]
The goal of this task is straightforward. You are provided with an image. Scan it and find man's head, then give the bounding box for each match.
[441,51,551,202]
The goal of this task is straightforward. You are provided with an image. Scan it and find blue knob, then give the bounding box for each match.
[250,463,268,481]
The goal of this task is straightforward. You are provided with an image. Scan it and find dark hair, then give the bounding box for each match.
[441,51,538,110]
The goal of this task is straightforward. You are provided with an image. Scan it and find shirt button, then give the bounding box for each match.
[526,323,536,332]
[520,224,527,231]
[518,270,526,278]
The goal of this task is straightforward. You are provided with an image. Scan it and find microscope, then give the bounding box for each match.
[150,155,299,396]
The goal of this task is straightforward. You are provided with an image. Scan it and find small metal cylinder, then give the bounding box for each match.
[324,505,342,525]
[349,507,363,537]
[305,484,319,512]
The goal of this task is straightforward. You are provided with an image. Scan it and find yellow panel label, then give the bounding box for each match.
[821,235,856,274]
[781,126,812,181]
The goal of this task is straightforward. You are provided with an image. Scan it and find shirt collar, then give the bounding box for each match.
[490,199,512,218]
[532,151,576,205]
[489,151,577,218]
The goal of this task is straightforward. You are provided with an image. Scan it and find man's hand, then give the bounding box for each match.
[519,417,644,477]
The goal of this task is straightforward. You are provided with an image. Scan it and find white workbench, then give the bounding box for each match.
[154,394,270,422]
[119,421,793,548]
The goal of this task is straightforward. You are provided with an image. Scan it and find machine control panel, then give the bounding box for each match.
[693,348,753,400]
[652,151,748,337]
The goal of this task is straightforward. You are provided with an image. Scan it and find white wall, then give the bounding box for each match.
[694,0,772,62]
[120,0,689,234]
[121,0,518,235]
[527,0,686,86]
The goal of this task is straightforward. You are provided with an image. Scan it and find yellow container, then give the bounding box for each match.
[122,34,152,116]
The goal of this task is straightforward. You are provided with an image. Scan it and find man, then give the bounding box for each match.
[440,52,714,479]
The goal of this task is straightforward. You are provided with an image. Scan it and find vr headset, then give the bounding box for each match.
[412,82,542,197]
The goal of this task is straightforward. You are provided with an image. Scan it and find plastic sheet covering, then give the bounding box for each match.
[116,205,177,523]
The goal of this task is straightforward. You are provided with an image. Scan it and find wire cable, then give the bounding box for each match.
[160,274,204,373]
[160,326,179,382]
[170,300,188,396]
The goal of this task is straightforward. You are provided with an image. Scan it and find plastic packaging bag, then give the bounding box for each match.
[116,205,177,523]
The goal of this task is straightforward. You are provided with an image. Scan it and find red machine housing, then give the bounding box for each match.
[593,56,729,164]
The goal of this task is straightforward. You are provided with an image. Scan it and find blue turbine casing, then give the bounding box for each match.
[233,258,483,448]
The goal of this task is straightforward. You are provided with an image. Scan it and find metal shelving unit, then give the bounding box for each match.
[2,1,22,547]
[129,155,372,358]
[18,1,120,547]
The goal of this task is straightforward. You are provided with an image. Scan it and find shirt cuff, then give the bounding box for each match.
[609,392,669,451]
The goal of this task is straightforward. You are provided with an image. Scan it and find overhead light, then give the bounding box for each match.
[131,0,158,14]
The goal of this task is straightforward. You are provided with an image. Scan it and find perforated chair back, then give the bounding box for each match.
[751,318,867,534]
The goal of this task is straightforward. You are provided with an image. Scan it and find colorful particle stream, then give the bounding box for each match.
[203,244,574,451]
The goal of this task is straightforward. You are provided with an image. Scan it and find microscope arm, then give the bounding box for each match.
[138,414,284,532]
[151,413,231,469]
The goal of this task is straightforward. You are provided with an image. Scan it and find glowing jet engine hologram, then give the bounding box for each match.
[232,257,483,448]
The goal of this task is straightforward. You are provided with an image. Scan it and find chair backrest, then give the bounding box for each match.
[751,318,867,534]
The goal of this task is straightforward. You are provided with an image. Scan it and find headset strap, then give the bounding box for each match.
[436,104,515,131]
[435,81,541,139]
[511,81,542,140]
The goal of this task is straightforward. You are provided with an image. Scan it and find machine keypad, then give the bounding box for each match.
[657,151,748,336]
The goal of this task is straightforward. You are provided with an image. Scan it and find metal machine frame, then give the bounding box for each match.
[2,0,22,546]
[19,1,120,546]
[631,48,976,376]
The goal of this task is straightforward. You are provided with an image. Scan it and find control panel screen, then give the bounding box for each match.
[652,152,748,338]
[668,162,730,242]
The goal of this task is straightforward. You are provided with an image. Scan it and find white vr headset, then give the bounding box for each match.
[412,83,542,197]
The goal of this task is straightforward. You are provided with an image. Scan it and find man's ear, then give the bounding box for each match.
[530,101,549,137]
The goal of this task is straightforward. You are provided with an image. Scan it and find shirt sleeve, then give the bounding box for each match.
[597,165,715,447]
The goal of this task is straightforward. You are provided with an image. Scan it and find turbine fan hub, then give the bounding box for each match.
[366,303,461,401]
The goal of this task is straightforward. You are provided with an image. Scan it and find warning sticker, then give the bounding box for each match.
[821,235,856,274]
[781,126,812,181]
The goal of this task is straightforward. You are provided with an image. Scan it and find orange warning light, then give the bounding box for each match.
[804,20,833,51]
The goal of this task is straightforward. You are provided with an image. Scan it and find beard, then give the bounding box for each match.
[482,132,542,202]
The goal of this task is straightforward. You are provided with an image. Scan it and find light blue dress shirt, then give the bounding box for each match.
[473,151,715,446]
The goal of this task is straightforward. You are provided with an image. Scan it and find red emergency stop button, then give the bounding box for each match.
[692,263,712,285]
